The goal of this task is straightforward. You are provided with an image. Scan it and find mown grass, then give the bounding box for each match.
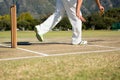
[0,52,120,80]
[0,30,119,38]
[0,30,120,80]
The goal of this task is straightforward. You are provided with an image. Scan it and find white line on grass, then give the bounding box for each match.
[0,48,120,61]
[0,44,120,61]
[0,44,11,48]
[0,44,49,56]
[17,47,49,56]
[50,48,120,56]
[88,44,119,49]
[0,56,42,61]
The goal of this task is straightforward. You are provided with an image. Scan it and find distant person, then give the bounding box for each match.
[35,0,104,45]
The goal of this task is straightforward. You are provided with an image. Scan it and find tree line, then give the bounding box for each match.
[0,8,120,31]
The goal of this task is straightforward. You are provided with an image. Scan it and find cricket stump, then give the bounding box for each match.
[10,5,17,48]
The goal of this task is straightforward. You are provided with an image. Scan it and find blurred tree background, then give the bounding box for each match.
[0,8,120,31]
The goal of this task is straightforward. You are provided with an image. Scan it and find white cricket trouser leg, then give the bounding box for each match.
[36,0,65,34]
[37,0,82,44]
[61,0,82,44]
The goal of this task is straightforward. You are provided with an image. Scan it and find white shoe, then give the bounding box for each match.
[79,41,88,45]
[34,25,44,42]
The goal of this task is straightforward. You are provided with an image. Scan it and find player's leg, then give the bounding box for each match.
[35,0,65,41]
[62,0,82,44]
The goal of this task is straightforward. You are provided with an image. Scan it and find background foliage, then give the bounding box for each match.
[0,8,120,31]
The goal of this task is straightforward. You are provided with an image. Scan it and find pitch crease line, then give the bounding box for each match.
[0,56,42,61]
[88,44,119,49]
[0,44,11,48]
[0,44,49,56]
[17,47,49,56]
[50,48,120,56]
[0,44,120,61]
[0,49,120,61]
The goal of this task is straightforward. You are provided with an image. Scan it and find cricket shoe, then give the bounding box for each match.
[79,40,88,45]
[34,25,44,42]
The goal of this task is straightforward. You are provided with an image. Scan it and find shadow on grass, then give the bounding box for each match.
[31,39,105,45]
[31,42,71,45]
[3,42,71,46]
[3,39,105,46]
[89,39,105,42]
[3,42,31,45]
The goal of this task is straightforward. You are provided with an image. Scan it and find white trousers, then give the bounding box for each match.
[37,0,82,44]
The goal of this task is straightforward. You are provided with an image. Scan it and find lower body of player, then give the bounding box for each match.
[35,0,87,45]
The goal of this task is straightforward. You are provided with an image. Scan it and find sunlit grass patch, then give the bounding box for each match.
[0,52,120,80]
[0,30,120,80]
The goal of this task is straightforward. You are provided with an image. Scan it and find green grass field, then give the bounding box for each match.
[0,30,120,80]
